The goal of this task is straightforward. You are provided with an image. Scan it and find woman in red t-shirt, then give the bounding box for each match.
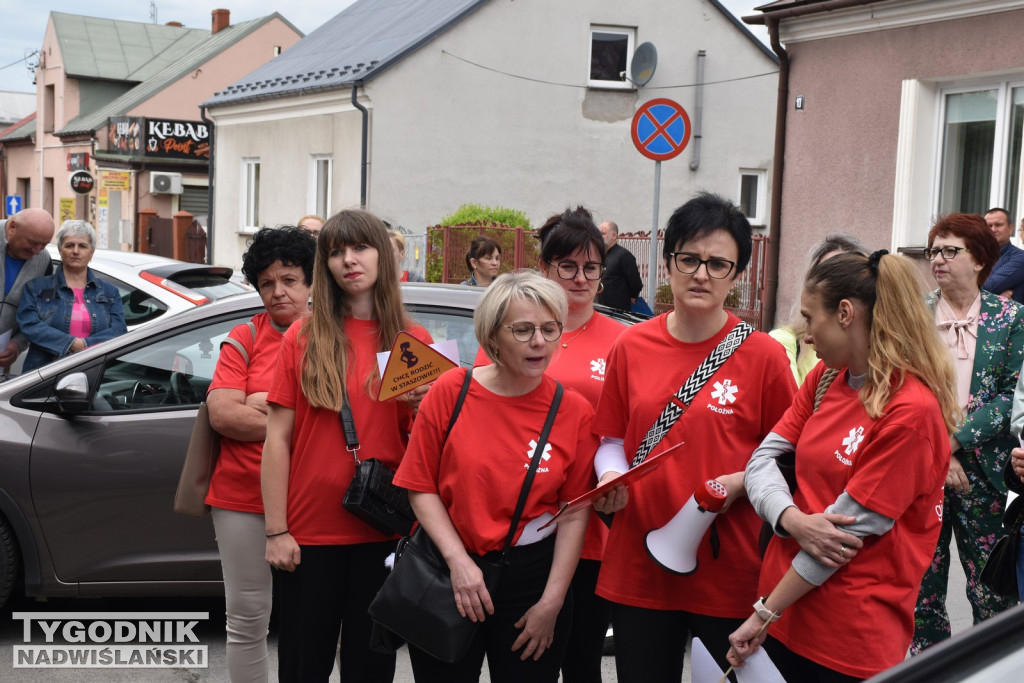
[728,251,960,681]
[395,270,598,682]
[262,210,430,683]
[592,193,797,681]
[206,226,315,683]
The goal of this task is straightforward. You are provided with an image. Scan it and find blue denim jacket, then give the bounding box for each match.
[16,267,126,372]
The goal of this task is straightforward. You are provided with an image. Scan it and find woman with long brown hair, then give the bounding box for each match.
[262,210,431,682]
[729,251,959,681]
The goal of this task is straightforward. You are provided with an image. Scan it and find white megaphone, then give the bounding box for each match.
[645,479,728,575]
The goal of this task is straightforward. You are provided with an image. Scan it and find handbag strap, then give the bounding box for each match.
[500,381,564,562]
[632,321,754,467]
[339,396,361,463]
[442,367,474,446]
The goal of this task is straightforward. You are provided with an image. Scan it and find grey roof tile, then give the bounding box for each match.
[207,0,490,107]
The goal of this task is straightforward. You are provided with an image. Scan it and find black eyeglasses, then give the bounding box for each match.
[549,261,606,281]
[502,321,564,343]
[669,253,736,279]
[924,246,970,261]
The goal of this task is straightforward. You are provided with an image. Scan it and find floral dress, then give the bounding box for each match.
[912,290,1024,652]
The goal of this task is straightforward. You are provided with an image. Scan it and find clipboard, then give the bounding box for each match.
[539,441,684,530]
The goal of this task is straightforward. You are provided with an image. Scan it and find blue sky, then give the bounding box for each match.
[0,1,767,95]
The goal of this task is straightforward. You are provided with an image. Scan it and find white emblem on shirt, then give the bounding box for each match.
[526,439,552,473]
[590,358,606,375]
[842,426,865,455]
[711,379,738,405]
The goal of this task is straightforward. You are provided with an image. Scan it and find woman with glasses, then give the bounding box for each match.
[910,214,1024,653]
[592,193,797,681]
[533,206,628,682]
[396,270,598,682]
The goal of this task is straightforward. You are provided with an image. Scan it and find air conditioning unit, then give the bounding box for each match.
[150,172,183,194]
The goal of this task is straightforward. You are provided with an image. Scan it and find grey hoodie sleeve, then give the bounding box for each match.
[791,492,895,586]
[745,432,798,534]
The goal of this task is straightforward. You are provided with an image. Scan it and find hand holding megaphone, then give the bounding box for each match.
[645,479,728,575]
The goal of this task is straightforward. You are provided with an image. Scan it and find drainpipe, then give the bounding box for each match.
[200,105,215,265]
[689,50,706,172]
[351,83,368,209]
[761,15,789,332]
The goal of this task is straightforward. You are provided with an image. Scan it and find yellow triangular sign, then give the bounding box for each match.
[377,331,458,401]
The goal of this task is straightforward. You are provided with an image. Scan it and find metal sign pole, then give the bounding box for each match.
[647,160,661,304]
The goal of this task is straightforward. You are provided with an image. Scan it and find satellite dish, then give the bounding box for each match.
[631,42,658,87]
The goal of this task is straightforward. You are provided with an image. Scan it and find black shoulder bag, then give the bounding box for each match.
[369,370,564,663]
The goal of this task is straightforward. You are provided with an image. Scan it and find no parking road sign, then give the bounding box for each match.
[631,98,691,161]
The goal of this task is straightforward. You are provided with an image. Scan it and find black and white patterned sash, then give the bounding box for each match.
[631,321,755,468]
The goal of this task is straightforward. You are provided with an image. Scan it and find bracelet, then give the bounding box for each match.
[266,529,289,538]
[753,596,781,623]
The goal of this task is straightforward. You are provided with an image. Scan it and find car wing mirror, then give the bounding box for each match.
[55,372,92,413]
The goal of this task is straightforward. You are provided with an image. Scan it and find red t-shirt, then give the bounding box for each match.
[206,312,284,513]
[473,313,626,559]
[760,363,948,678]
[395,368,599,556]
[594,313,796,616]
[267,317,432,545]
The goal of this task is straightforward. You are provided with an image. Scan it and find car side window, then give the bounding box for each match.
[406,305,480,368]
[93,316,249,411]
[92,272,169,327]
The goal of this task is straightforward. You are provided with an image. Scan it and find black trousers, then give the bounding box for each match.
[611,602,744,683]
[763,636,864,683]
[560,558,611,683]
[274,542,396,683]
[408,535,572,683]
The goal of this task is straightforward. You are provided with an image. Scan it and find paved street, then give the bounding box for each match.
[0,539,977,682]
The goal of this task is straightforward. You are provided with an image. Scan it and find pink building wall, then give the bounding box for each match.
[774,8,1024,324]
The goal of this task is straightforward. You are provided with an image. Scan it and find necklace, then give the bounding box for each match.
[561,313,595,348]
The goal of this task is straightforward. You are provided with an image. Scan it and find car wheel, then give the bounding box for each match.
[0,516,20,610]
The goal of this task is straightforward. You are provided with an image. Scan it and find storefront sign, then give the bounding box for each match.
[69,170,95,194]
[59,198,75,223]
[144,118,210,160]
[100,170,131,191]
[108,117,144,155]
[67,153,90,171]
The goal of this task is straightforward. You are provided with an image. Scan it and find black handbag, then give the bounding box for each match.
[980,495,1024,599]
[340,396,416,537]
[368,370,563,663]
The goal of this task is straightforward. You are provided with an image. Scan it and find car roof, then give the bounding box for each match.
[46,244,236,275]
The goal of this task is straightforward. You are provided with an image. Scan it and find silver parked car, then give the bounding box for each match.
[0,283,646,610]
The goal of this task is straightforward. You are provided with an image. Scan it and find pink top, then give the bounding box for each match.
[69,288,92,340]
[934,293,980,410]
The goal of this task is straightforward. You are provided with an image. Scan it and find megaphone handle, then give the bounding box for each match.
[718,618,773,683]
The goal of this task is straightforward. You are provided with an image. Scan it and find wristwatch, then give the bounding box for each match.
[753,596,781,623]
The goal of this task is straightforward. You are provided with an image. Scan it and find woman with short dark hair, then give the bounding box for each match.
[206,225,316,682]
[593,192,796,680]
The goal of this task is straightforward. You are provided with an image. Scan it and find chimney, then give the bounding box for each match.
[166,21,183,27]
[212,9,230,34]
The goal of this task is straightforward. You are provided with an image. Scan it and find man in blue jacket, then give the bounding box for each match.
[983,207,1024,304]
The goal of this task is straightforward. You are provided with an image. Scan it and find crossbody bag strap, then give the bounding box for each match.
[339,395,360,463]
[633,321,754,467]
[442,368,474,446]
[500,382,564,562]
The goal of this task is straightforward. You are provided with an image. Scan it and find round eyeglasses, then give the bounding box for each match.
[669,253,736,279]
[550,261,606,281]
[924,246,970,261]
[502,321,564,343]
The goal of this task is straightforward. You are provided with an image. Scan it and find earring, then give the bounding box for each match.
[597,281,605,294]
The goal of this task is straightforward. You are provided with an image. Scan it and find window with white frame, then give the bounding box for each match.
[738,169,767,226]
[310,155,333,219]
[241,158,260,230]
[937,83,1024,222]
[588,26,635,89]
